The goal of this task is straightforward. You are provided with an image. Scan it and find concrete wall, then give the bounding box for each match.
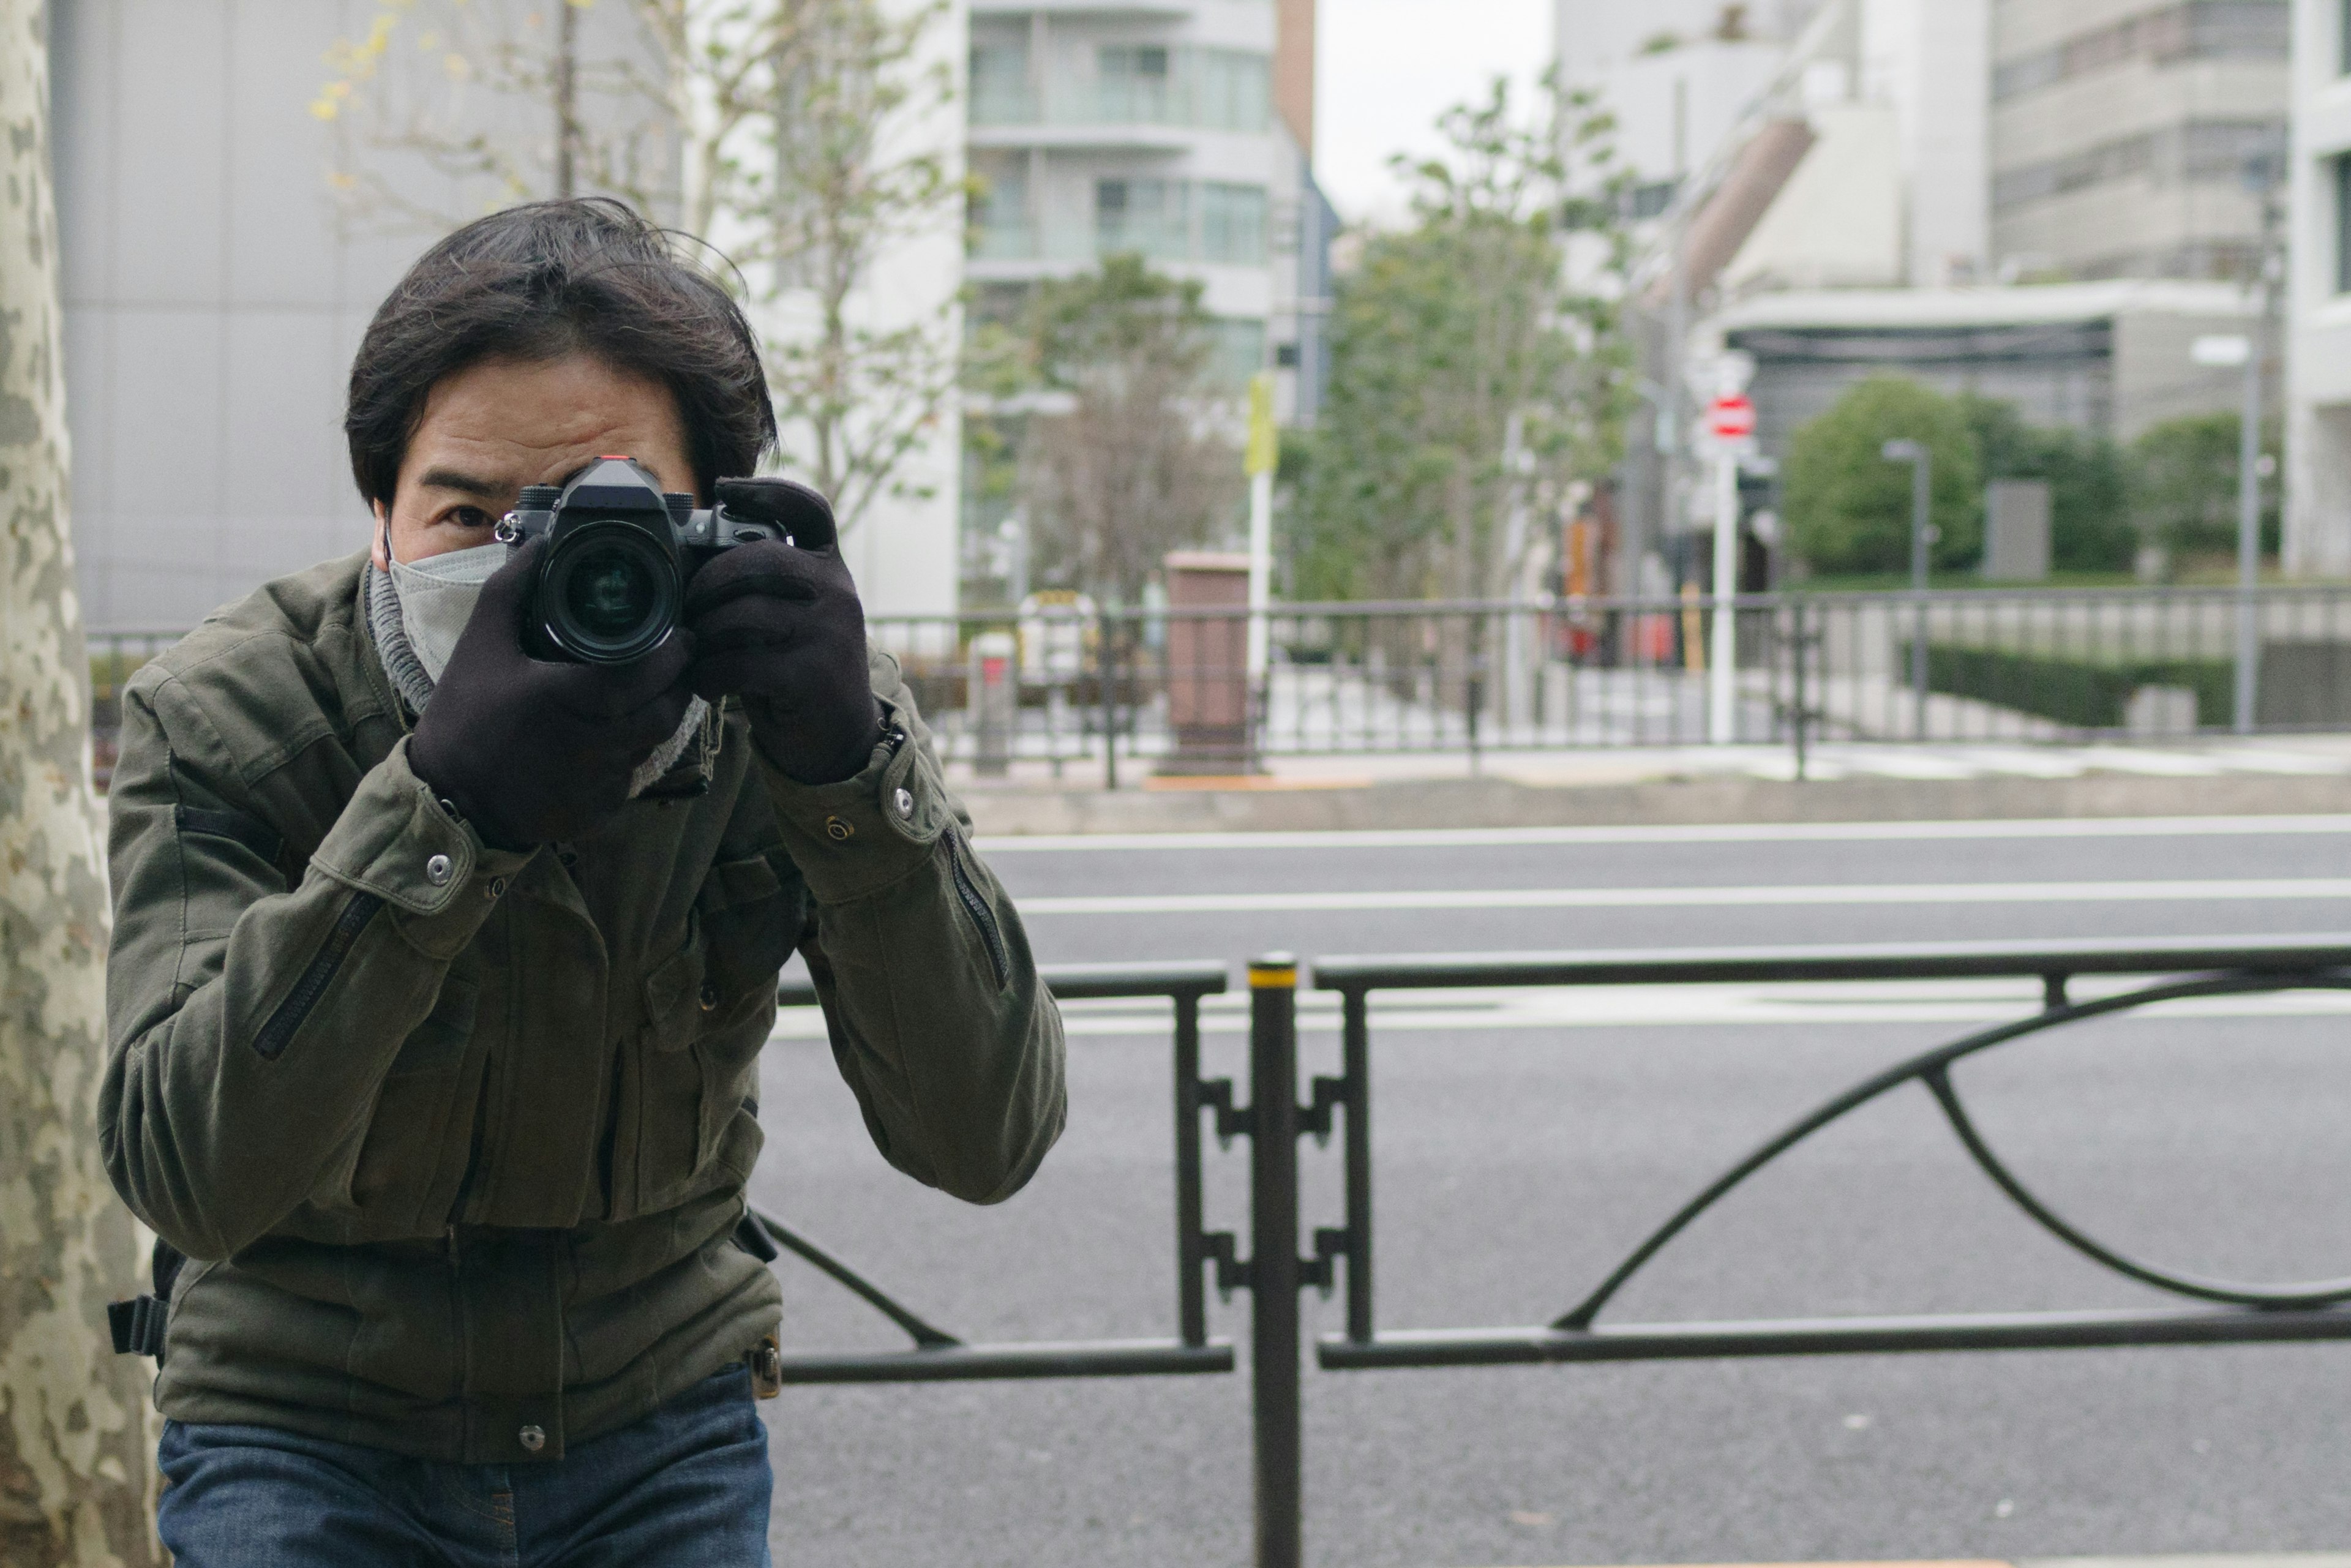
[1861,0,1990,285]
[53,1,423,631]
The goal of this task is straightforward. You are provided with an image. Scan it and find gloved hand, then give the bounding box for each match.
[681,478,881,786]
[408,538,696,849]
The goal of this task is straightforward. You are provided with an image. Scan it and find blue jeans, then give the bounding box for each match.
[157,1367,774,1568]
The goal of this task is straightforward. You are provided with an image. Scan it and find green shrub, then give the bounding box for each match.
[1913,642,2233,730]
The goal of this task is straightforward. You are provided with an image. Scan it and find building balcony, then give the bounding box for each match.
[970,0,1195,18]
[972,219,1258,267]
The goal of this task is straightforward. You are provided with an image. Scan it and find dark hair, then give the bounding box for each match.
[345,198,776,506]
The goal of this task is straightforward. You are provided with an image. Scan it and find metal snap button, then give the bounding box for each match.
[517,1424,546,1453]
[424,853,453,887]
[824,816,853,842]
[482,876,508,900]
[894,787,914,819]
[699,981,719,1012]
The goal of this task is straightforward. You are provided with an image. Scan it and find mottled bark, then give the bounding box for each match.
[0,3,164,1562]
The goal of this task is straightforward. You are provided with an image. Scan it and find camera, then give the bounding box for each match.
[493,456,826,665]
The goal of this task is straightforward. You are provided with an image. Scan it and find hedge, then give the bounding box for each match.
[1910,642,2234,730]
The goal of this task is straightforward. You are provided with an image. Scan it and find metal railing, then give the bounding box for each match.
[86,585,2351,787]
[762,960,1235,1382]
[859,584,2351,779]
[752,935,2351,1567]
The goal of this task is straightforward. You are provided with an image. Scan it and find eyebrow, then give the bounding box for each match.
[414,467,506,499]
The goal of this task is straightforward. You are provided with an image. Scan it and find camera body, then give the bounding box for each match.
[493,456,808,664]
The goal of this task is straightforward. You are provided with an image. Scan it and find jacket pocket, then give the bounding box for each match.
[634,936,714,1210]
[948,831,1010,990]
[332,975,483,1234]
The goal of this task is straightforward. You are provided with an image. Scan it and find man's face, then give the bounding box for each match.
[371,352,697,568]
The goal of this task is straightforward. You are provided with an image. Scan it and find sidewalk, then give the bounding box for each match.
[953,737,2351,836]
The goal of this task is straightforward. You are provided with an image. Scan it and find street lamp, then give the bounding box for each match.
[1881,438,1931,737]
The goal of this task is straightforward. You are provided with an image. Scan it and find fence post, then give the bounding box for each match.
[1249,953,1303,1568]
[1100,601,1119,792]
[1791,596,1810,784]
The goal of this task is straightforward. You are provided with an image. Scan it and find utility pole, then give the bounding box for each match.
[554,0,580,198]
[1883,438,1932,738]
[2236,144,2285,733]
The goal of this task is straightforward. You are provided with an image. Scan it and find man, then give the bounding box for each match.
[99,198,1065,1565]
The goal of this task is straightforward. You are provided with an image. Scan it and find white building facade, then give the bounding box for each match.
[2288,0,2351,576]
[966,0,1295,384]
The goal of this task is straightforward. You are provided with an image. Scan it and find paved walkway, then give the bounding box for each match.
[945,736,2351,795]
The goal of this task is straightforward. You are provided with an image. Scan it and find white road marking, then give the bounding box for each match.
[975,814,2351,855]
[1013,878,2351,917]
[771,978,2351,1040]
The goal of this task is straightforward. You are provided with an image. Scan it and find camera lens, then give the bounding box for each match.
[538,522,680,663]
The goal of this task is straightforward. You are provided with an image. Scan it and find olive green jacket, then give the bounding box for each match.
[100,553,1063,1463]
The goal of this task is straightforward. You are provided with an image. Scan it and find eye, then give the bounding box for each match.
[443,506,494,532]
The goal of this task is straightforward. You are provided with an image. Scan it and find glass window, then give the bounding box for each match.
[969,39,1031,124]
[1098,45,1172,123]
[1209,318,1267,388]
[2336,156,2351,293]
[1194,49,1271,132]
[969,167,1030,260]
[1201,182,1268,264]
[1096,178,1188,261]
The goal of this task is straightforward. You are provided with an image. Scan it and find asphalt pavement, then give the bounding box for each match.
[752,814,2351,1568]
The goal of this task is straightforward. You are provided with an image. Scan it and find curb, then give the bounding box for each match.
[1480,1556,2351,1568]
[962,771,2351,837]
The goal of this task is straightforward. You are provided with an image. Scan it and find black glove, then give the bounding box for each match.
[409,538,697,849]
[682,478,881,787]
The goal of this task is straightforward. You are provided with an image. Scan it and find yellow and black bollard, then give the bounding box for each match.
[1248,953,1302,1568]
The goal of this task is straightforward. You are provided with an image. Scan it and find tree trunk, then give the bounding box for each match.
[0,3,164,1562]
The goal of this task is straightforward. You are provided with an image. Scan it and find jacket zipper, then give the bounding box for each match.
[251,891,384,1060]
[947,833,1010,989]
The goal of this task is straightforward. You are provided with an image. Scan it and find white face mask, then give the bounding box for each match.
[384,539,508,683]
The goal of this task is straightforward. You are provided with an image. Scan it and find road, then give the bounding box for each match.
[752,814,2351,1568]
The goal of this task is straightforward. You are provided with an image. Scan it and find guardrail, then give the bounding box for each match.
[757,936,2351,1568]
[86,585,2351,788]
[760,960,1234,1383]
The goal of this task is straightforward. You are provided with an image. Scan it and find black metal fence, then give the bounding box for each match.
[853,585,2351,779]
[84,586,2351,787]
[760,934,2351,1568]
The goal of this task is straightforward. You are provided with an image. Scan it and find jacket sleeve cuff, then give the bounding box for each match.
[756,698,952,904]
[309,738,538,956]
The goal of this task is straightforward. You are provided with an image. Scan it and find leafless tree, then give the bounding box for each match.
[313,0,962,537]
[1014,255,1243,602]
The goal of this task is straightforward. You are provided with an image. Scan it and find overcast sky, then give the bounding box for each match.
[1314,0,1554,228]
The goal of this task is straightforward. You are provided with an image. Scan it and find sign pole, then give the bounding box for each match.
[1701,381,1754,746]
[1245,373,1278,682]
[1708,443,1738,744]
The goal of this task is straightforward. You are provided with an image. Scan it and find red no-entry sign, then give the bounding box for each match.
[1708,394,1757,441]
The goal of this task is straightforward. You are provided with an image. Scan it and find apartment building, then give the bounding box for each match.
[965,0,1321,399]
[1989,0,2289,282]
[2286,0,2351,576]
